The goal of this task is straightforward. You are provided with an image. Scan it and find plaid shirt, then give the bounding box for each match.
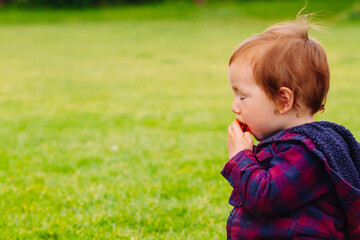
[221,129,360,239]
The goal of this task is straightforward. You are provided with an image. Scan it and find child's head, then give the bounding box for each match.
[229,16,330,115]
[229,15,330,140]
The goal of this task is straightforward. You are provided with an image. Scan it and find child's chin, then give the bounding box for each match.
[254,136,262,141]
[252,133,263,141]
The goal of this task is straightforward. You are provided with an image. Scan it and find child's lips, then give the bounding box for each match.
[241,124,250,132]
[236,119,250,132]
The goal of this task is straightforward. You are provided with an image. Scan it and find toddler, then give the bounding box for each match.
[221,15,360,239]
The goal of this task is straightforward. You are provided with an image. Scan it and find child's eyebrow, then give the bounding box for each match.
[232,86,248,96]
[232,86,240,92]
[232,86,244,93]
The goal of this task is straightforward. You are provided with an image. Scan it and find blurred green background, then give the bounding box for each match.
[0,0,359,239]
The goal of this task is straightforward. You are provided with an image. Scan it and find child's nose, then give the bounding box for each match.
[232,100,240,114]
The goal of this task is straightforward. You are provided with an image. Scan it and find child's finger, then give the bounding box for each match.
[244,131,253,141]
[232,120,244,133]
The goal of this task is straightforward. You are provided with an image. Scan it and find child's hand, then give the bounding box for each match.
[228,119,253,159]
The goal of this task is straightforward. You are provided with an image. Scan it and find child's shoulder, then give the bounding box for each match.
[257,125,314,150]
[265,120,360,189]
[254,121,344,159]
[258,120,357,151]
[254,127,315,163]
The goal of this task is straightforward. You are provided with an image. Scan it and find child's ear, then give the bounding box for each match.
[276,87,294,115]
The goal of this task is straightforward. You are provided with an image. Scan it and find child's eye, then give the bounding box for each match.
[239,96,246,100]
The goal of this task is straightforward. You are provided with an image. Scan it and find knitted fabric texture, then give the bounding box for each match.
[289,121,360,189]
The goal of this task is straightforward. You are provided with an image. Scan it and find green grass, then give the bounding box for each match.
[0,1,359,239]
[0,0,359,24]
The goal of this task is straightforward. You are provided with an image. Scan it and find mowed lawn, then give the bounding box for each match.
[0,1,359,239]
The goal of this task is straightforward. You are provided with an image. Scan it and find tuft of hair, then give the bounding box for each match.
[229,12,329,115]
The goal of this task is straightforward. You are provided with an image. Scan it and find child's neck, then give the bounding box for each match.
[281,108,314,130]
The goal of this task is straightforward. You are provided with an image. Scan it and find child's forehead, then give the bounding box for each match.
[229,61,256,86]
[229,57,254,75]
[229,58,252,72]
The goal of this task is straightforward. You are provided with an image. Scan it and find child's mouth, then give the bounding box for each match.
[236,119,250,132]
[241,124,250,132]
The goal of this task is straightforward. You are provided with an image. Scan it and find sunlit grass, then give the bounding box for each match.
[0,1,359,239]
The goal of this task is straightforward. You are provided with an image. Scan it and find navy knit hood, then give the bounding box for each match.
[289,121,360,190]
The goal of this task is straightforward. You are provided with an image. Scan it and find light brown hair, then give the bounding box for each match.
[229,15,330,114]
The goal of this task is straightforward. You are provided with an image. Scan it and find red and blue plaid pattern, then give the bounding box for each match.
[221,130,360,239]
